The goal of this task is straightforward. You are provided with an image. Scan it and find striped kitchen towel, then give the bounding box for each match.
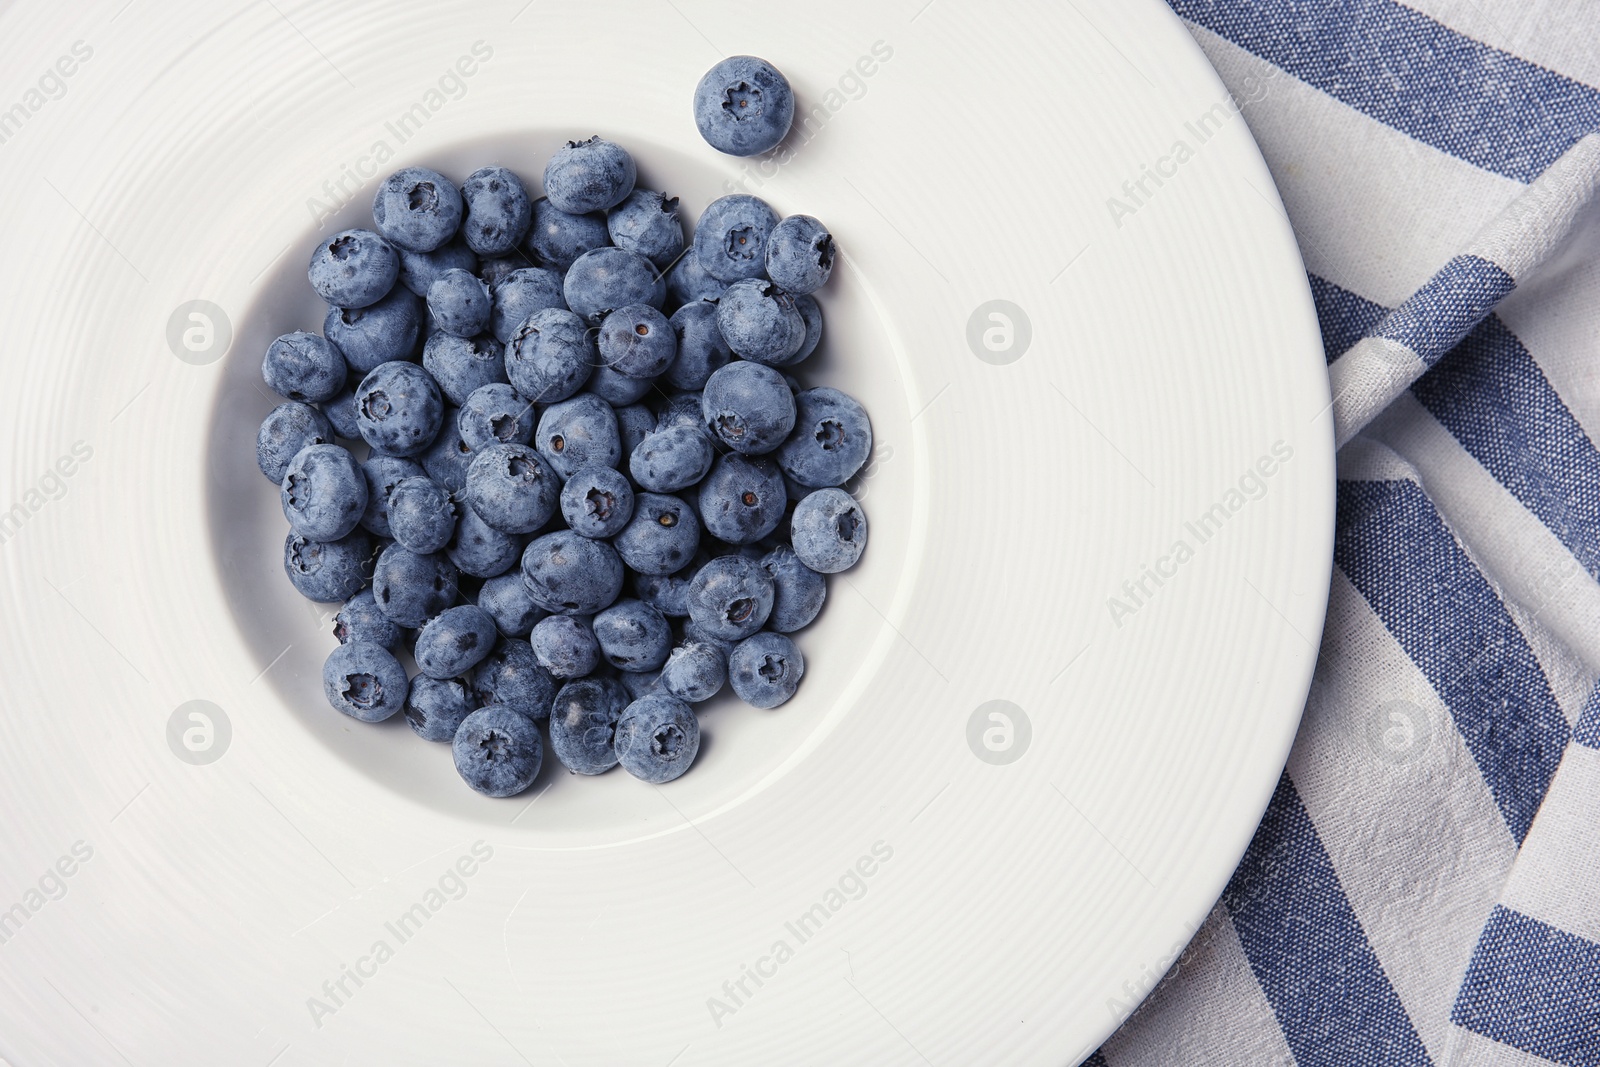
[1090,2,1600,1064]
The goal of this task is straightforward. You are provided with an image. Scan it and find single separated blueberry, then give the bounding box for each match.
[598,304,676,379]
[520,530,625,615]
[414,604,498,680]
[527,197,611,270]
[560,465,635,539]
[787,293,824,365]
[630,425,714,492]
[262,332,346,404]
[460,166,533,256]
[323,641,409,722]
[615,493,701,577]
[702,361,797,455]
[285,530,372,603]
[607,190,684,268]
[593,598,673,673]
[658,640,727,703]
[281,443,368,542]
[548,676,630,775]
[372,167,463,253]
[446,502,525,579]
[419,405,474,492]
[423,332,507,406]
[716,279,805,364]
[760,544,826,632]
[693,194,778,283]
[257,402,333,483]
[458,383,535,451]
[406,675,478,742]
[397,238,479,297]
[536,393,622,479]
[356,361,443,457]
[323,288,423,374]
[309,228,399,309]
[529,615,601,679]
[685,555,774,641]
[505,307,595,403]
[615,695,700,783]
[322,383,362,440]
[371,544,459,626]
[359,455,425,538]
[427,268,492,338]
[333,588,402,649]
[665,300,732,390]
[454,706,543,797]
[387,475,457,554]
[544,137,637,215]
[694,56,795,158]
[765,215,836,295]
[472,638,557,721]
[490,267,568,343]
[697,453,787,544]
[477,571,547,638]
[790,488,867,573]
[587,363,654,406]
[615,403,657,467]
[728,631,804,708]
[564,247,666,325]
[777,387,872,488]
[464,443,559,534]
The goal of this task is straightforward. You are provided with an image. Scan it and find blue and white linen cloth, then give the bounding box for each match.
[1091,3,1600,1064]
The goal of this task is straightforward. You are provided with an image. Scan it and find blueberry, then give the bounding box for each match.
[520,530,625,615]
[472,638,557,721]
[397,238,479,297]
[423,332,508,406]
[728,631,804,708]
[322,383,362,440]
[465,443,559,533]
[325,294,422,378]
[630,425,714,492]
[759,544,826,632]
[308,228,399,309]
[536,394,621,479]
[262,332,347,404]
[598,304,676,378]
[285,529,373,603]
[665,300,733,390]
[697,453,788,544]
[354,457,421,540]
[614,403,657,467]
[607,190,684,268]
[694,195,778,283]
[281,443,368,542]
[716,279,805,364]
[654,391,708,435]
[413,605,497,680]
[615,493,701,576]
[564,247,665,324]
[685,554,774,641]
[658,641,727,703]
[765,215,836,295]
[788,294,825,366]
[323,641,409,722]
[333,588,403,649]
[777,387,871,488]
[406,675,478,741]
[387,475,457,554]
[427,268,492,338]
[593,598,672,673]
[458,383,534,451]
[694,56,795,158]
[530,615,601,679]
[560,465,635,539]
[527,197,611,270]
[479,256,526,288]
[615,695,700,783]
[372,167,463,253]
[665,250,725,308]
[454,706,543,796]
[681,617,736,657]
[586,363,655,406]
[490,267,568,343]
[790,488,867,573]
[356,361,443,457]
[477,571,548,637]
[548,676,630,775]
[633,553,702,617]
[702,361,797,455]
[419,406,475,492]
[544,137,637,214]
[619,669,663,702]
[257,402,333,482]
[504,307,595,403]
[371,544,459,626]
[447,502,526,578]
[460,165,533,256]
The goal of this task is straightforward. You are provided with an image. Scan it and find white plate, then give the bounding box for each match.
[0,1,1330,1063]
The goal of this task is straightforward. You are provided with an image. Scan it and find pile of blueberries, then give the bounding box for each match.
[254,57,871,797]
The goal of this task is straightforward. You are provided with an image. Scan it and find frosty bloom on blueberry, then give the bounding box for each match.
[258,93,871,796]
